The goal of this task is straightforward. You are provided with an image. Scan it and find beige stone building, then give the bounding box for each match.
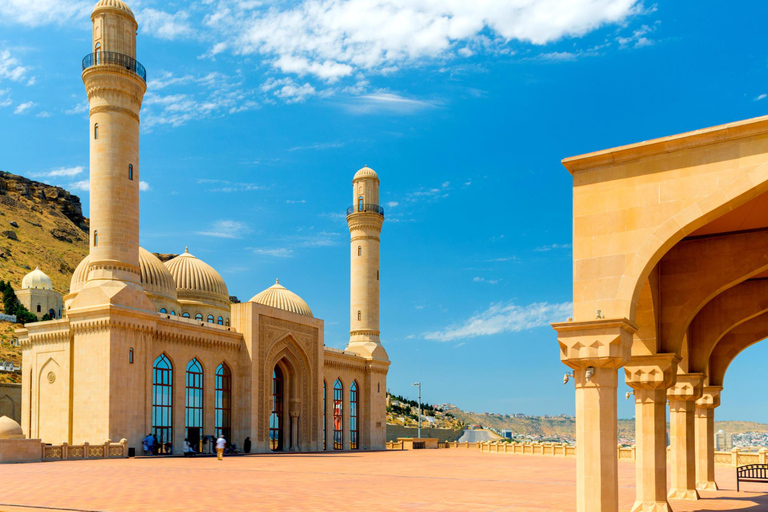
[15,267,63,320]
[554,114,768,511]
[17,0,389,455]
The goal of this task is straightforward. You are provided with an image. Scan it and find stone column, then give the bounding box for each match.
[667,373,704,500]
[290,411,299,452]
[625,354,679,512]
[553,318,636,512]
[695,386,721,491]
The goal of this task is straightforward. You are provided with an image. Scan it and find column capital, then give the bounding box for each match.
[553,317,637,370]
[667,373,705,402]
[695,386,722,409]
[625,353,680,390]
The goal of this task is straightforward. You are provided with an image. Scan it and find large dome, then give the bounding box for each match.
[70,248,178,303]
[353,166,379,181]
[250,279,313,317]
[93,0,135,17]
[21,267,53,291]
[164,248,229,308]
[0,416,24,440]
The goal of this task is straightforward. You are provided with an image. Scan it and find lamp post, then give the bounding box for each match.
[411,382,422,439]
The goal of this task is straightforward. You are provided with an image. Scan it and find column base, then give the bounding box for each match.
[696,481,718,491]
[667,488,700,500]
[631,500,671,512]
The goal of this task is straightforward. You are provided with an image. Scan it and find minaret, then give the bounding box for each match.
[346,166,388,360]
[72,0,151,310]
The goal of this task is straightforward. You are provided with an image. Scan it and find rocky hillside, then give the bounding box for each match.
[0,171,89,294]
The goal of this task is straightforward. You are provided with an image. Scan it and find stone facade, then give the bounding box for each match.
[14,0,389,457]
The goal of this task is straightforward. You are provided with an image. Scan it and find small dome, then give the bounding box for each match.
[250,279,313,317]
[164,248,229,307]
[93,0,135,17]
[22,267,53,291]
[0,416,24,440]
[353,166,379,181]
[70,248,177,302]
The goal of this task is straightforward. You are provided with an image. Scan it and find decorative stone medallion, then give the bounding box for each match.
[47,371,56,384]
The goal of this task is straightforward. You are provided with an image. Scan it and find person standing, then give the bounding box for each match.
[216,435,226,461]
[143,433,153,456]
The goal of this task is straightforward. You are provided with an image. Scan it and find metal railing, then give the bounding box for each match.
[347,203,384,216]
[82,51,146,82]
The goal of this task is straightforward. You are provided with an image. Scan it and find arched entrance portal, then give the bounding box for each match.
[270,366,284,451]
[269,358,302,452]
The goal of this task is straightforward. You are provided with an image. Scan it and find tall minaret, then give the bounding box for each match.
[346,166,388,360]
[72,0,151,310]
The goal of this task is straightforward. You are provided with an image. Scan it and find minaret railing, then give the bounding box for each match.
[82,52,146,81]
[346,203,384,216]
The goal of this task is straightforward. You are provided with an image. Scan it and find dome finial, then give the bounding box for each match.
[184,246,189,253]
[276,278,279,284]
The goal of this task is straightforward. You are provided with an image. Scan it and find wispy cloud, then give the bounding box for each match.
[253,247,294,258]
[65,101,89,115]
[138,8,194,40]
[196,178,262,193]
[422,301,573,342]
[0,89,10,108]
[616,22,658,49]
[13,101,35,115]
[473,276,499,285]
[343,92,438,115]
[288,142,344,152]
[534,243,572,252]
[69,179,90,191]
[35,166,85,178]
[485,256,517,262]
[0,0,91,26]
[755,94,767,102]
[197,220,251,239]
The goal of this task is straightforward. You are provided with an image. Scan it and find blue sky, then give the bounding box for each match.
[1,0,768,422]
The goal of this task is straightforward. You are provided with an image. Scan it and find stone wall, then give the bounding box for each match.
[386,424,463,443]
[0,382,21,423]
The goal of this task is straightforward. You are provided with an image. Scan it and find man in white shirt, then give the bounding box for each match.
[216,435,226,460]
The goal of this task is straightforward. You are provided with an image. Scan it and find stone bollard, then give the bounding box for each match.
[83,442,89,459]
[731,448,741,467]
[62,442,69,460]
[104,440,110,459]
[760,448,768,465]
[120,438,128,458]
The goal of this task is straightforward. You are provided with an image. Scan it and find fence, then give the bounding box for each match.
[41,439,128,461]
[390,440,768,467]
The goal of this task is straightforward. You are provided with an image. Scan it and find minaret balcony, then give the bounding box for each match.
[82,51,146,82]
[347,203,384,217]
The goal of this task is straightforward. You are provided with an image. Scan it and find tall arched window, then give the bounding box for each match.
[195,313,203,321]
[350,381,359,450]
[129,347,134,364]
[357,310,361,321]
[358,246,361,256]
[185,358,203,451]
[94,42,101,63]
[207,315,214,324]
[333,379,343,450]
[152,354,173,452]
[358,196,364,211]
[94,123,99,139]
[93,230,98,247]
[270,367,284,451]
[128,164,133,181]
[215,363,232,441]
[323,381,327,451]
[218,316,224,325]
[225,318,230,327]
[182,312,190,318]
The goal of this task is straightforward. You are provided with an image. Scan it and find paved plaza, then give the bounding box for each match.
[0,450,765,511]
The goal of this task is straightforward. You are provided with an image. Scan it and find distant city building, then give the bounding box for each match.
[15,267,62,320]
[715,430,732,451]
[501,429,514,439]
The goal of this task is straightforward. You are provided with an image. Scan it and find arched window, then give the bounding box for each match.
[270,366,284,451]
[195,313,203,321]
[128,164,133,181]
[152,354,173,452]
[36,305,41,313]
[94,43,101,63]
[94,123,99,140]
[357,310,361,321]
[185,358,203,451]
[358,246,361,256]
[333,379,343,450]
[48,308,55,319]
[129,347,134,364]
[350,381,359,450]
[358,195,364,211]
[182,312,190,318]
[170,311,176,316]
[225,318,230,327]
[323,380,327,451]
[207,314,214,324]
[93,230,98,247]
[217,316,223,325]
[215,363,232,441]
[160,308,167,314]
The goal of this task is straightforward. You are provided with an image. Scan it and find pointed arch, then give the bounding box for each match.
[185,358,203,449]
[350,380,359,450]
[152,354,173,450]
[215,362,232,441]
[333,378,343,450]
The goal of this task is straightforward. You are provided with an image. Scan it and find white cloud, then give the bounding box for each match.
[13,101,35,114]
[65,101,89,115]
[386,201,399,207]
[0,0,91,27]
[0,50,31,83]
[288,142,344,151]
[0,89,12,108]
[343,92,437,115]
[139,181,151,191]
[196,178,261,192]
[423,301,573,342]
[36,166,85,178]
[138,8,195,40]
[534,243,572,252]
[755,94,767,102]
[36,111,51,118]
[473,276,499,284]
[616,22,657,48]
[197,220,251,239]
[205,0,641,80]
[253,247,294,258]
[69,179,90,191]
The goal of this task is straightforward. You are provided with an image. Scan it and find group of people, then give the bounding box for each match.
[143,433,249,460]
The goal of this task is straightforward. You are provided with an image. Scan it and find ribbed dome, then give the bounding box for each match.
[353,166,379,181]
[0,416,24,440]
[21,267,53,291]
[93,0,134,17]
[250,279,313,317]
[69,248,177,302]
[164,248,229,305]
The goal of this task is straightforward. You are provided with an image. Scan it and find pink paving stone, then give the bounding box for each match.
[0,450,765,511]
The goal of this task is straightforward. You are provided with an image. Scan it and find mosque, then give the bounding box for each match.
[15,0,390,454]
